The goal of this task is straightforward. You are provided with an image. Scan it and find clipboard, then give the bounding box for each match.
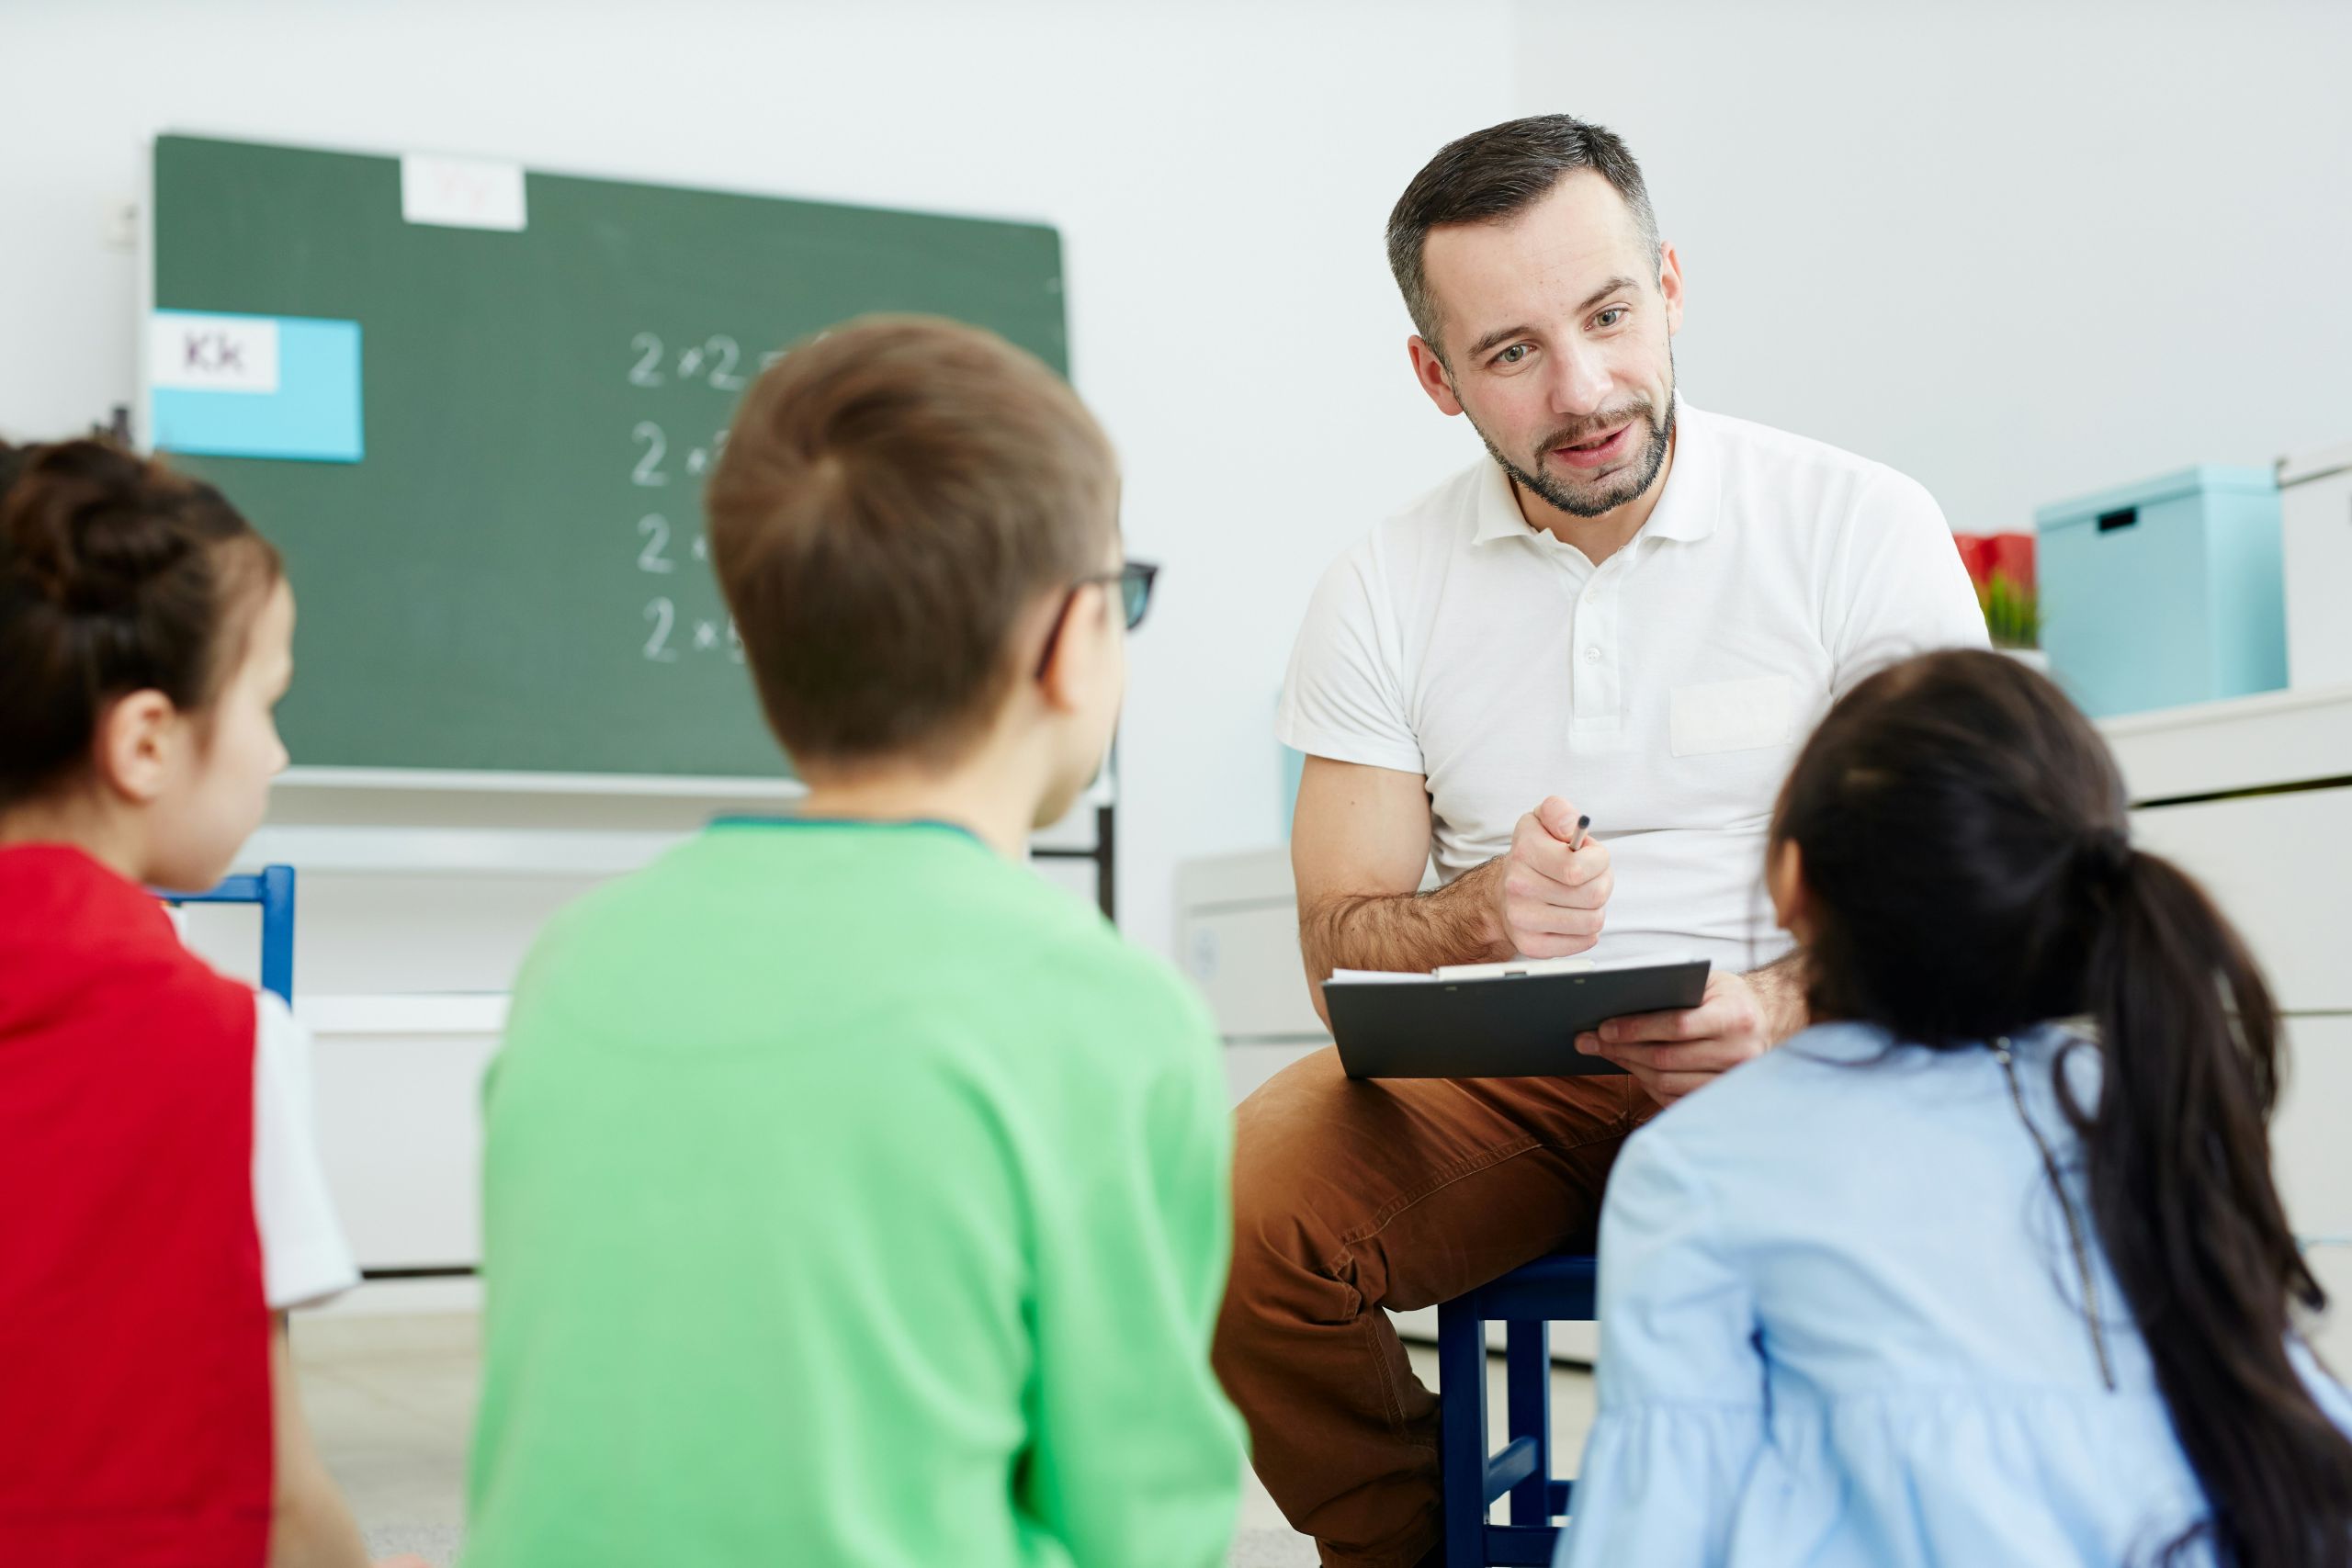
[1326,958,1713,1078]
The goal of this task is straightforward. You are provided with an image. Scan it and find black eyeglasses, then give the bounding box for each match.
[1035,560,1158,678]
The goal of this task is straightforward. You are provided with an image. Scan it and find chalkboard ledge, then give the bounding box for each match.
[278,765,801,799]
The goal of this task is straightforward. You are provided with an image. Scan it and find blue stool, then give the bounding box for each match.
[1438,1251,1596,1567]
[158,864,297,1004]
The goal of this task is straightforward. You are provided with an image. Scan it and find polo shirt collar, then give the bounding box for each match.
[1642,396,1718,545]
[1470,393,1719,548]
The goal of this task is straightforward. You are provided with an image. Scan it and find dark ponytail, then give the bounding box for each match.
[1776,649,2352,1566]
[2078,849,2352,1563]
[0,437,281,808]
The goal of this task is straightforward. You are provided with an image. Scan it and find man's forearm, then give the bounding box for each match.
[1745,949,1811,1043]
[1299,860,1513,1028]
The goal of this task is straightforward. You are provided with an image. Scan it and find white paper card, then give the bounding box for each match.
[150,312,279,395]
[401,153,527,231]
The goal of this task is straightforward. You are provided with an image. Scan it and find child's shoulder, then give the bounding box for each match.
[1635,1021,2086,1193]
[908,852,1214,1072]
[1684,1016,1902,1089]
[0,844,256,1055]
[1633,1022,1947,1164]
[899,854,1218,1083]
[520,822,1208,1054]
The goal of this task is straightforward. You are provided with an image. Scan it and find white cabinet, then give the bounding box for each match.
[2107,685,2352,1370]
[2127,786,2352,1016]
[2277,1018,2352,1243]
[302,996,503,1274]
[1173,848,1330,1104]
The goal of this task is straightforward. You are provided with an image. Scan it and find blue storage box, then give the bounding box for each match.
[2035,466,2286,718]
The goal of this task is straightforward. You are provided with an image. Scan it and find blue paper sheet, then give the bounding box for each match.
[151,311,364,463]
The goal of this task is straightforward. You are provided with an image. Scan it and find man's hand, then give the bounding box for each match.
[1493,796,1613,958]
[1576,967,1778,1106]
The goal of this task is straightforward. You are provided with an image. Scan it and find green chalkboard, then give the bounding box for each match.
[151,134,1068,779]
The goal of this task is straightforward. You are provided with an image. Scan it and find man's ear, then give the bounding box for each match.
[1657,241,1685,338]
[93,690,179,805]
[1035,584,1109,715]
[1406,335,1464,418]
[1766,837,1810,941]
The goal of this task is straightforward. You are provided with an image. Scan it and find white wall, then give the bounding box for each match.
[17,1,2339,971]
[0,0,1515,961]
[1511,0,2352,534]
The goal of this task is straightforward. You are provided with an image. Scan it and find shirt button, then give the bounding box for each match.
[1583,646,1601,663]
[1583,590,1599,604]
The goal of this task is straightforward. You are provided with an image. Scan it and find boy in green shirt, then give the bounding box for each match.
[465,317,1244,1568]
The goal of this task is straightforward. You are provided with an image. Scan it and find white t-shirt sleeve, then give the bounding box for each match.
[252,991,360,1311]
[1276,543,1425,774]
[1821,466,1993,697]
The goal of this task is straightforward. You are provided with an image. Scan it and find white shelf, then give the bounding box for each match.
[242,825,690,877]
[2100,682,2352,803]
[298,993,509,1034]
[277,764,802,798]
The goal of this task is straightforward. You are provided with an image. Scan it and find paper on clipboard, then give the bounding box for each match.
[1330,953,1665,985]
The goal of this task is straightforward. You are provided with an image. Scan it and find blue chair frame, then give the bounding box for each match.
[158,864,296,1004]
[1438,1252,1596,1567]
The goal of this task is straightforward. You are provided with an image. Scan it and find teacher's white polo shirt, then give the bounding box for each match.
[1279,398,1989,973]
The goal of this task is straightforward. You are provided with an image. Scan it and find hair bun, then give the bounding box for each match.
[2,439,200,616]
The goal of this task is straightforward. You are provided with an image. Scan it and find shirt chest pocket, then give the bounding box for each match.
[1669,674,1800,758]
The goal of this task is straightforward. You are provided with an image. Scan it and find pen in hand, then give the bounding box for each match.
[1568,813,1591,853]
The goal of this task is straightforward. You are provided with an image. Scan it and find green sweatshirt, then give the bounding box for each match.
[464,818,1243,1568]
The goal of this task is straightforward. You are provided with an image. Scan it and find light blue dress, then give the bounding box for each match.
[1555,1021,2352,1567]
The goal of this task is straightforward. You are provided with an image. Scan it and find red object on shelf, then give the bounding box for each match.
[1951,532,2035,592]
[1987,532,2035,593]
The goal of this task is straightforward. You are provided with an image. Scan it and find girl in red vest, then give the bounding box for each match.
[0,440,424,1567]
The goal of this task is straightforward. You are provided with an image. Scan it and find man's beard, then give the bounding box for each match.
[1470,363,1677,519]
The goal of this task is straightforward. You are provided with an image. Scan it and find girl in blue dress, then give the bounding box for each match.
[1556,648,2352,1567]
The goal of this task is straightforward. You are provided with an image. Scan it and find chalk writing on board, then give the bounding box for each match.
[627,332,749,392]
[643,600,744,665]
[637,515,674,574]
[628,333,665,388]
[628,330,767,669]
[631,422,667,487]
[643,598,679,662]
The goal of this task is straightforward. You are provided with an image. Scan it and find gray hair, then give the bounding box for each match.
[1386,113,1662,357]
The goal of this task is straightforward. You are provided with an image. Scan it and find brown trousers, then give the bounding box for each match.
[1212,1047,1654,1568]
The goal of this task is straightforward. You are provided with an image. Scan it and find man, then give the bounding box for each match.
[1214,115,1988,1567]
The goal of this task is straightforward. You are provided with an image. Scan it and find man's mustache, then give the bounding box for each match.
[1540,400,1657,453]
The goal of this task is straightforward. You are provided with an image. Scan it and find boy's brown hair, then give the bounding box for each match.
[707,315,1118,772]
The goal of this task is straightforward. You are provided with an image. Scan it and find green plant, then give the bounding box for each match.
[1981,571,2040,650]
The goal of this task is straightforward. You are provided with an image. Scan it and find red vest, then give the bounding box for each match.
[0,843,273,1567]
